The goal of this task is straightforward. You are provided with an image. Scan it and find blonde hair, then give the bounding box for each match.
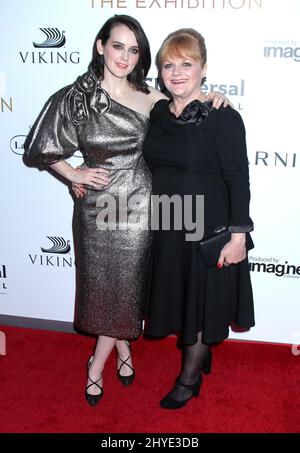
[158,28,207,67]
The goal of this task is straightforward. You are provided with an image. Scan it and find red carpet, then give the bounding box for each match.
[0,325,299,433]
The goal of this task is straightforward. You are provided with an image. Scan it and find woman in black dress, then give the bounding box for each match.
[143,29,255,409]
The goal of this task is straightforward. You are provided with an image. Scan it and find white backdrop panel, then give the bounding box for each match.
[0,0,299,343]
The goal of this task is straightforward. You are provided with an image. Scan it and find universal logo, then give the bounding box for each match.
[147,77,245,96]
[264,39,300,62]
[146,78,245,110]
[19,28,80,64]
[0,265,8,294]
[29,236,74,268]
[248,256,300,278]
[203,79,245,111]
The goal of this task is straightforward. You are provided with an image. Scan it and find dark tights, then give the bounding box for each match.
[169,331,209,401]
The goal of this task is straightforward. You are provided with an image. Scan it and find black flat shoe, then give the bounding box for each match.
[117,341,135,386]
[160,375,203,410]
[85,356,103,407]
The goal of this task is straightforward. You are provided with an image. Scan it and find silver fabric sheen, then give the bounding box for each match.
[24,71,152,338]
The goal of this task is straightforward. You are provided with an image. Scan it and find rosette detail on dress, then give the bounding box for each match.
[69,70,111,126]
[170,99,213,126]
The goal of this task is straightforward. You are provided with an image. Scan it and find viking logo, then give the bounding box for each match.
[41,237,71,254]
[33,28,66,48]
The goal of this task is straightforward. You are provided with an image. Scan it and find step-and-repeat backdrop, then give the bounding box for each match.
[1,0,299,344]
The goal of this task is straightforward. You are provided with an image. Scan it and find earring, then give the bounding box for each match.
[201,76,207,85]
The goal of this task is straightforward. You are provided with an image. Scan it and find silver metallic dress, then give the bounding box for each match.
[24,70,152,338]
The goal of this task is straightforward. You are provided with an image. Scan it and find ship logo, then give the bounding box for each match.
[41,237,71,254]
[33,28,66,48]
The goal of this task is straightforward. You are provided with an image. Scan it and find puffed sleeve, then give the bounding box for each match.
[24,85,79,166]
[214,107,253,232]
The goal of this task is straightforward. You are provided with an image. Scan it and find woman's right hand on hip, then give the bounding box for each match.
[71,166,110,189]
[71,167,110,198]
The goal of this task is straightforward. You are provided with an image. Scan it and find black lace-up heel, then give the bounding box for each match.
[117,341,135,386]
[85,356,103,407]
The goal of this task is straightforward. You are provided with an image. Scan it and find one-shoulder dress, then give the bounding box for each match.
[24,70,152,339]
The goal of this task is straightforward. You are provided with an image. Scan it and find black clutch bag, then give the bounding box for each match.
[198,230,254,269]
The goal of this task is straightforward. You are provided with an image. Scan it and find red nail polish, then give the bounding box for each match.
[217,263,222,269]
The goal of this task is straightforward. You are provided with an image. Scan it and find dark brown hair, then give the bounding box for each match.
[88,15,151,94]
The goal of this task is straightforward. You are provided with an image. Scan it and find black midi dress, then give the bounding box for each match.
[143,99,255,345]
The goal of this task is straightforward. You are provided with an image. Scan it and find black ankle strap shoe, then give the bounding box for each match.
[160,375,203,410]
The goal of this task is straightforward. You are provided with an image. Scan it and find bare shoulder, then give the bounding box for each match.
[148,86,168,108]
[129,86,167,116]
